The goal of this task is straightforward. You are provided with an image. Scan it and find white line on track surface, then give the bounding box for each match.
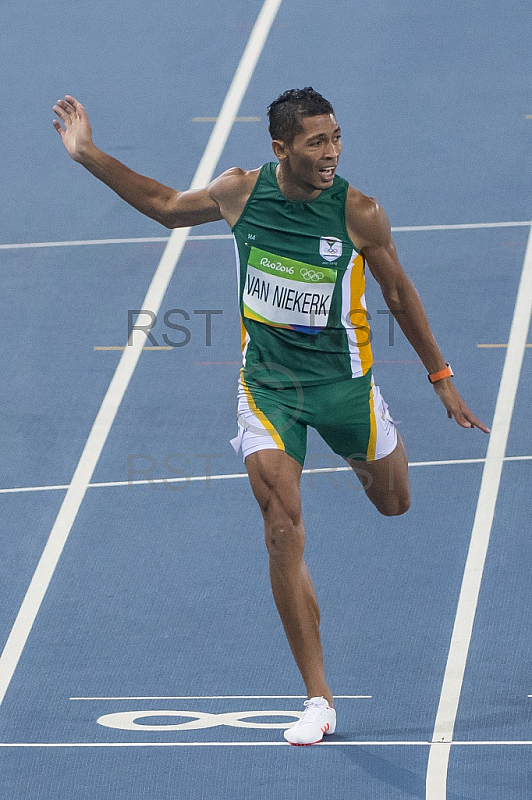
[0,0,284,709]
[2,740,532,748]
[69,694,371,700]
[426,220,532,800]
[0,221,529,249]
[1,455,530,495]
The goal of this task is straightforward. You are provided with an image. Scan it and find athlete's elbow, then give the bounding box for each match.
[146,210,181,229]
[162,215,183,229]
[152,207,188,228]
[379,289,404,316]
[165,216,190,229]
[157,191,187,228]
[381,279,413,311]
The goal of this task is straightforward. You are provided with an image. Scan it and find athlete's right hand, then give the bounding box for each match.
[53,95,93,162]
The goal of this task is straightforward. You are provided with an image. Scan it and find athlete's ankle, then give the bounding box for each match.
[307,691,334,708]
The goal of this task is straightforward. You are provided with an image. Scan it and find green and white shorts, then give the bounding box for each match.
[230,369,397,467]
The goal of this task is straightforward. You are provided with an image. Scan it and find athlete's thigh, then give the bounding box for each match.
[232,380,308,467]
[347,435,410,516]
[245,449,303,522]
[314,374,397,463]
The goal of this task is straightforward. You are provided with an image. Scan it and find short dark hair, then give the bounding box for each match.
[267,87,335,143]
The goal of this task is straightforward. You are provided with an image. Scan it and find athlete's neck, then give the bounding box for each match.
[275,163,321,202]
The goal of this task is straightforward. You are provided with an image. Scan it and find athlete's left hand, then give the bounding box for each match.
[432,380,490,432]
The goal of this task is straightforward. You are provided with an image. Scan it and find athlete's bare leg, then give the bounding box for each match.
[347,435,411,516]
[245,449,334,707]
[245,437,409,707]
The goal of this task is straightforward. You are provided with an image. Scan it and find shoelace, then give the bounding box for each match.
[299,699,328,724]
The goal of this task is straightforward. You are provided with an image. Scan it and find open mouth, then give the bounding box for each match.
[319,166,335,179]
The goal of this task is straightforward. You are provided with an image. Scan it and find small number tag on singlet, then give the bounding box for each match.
[243,247,337,334]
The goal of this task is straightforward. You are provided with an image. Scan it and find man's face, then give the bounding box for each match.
[279,114,342,191]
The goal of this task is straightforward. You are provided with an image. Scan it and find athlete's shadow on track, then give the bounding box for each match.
[334,736,468,800]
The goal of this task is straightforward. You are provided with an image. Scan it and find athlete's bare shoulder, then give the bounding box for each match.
[345,185,392,250]
[209,167,261,227]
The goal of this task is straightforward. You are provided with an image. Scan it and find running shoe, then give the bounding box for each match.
[284,696,336,745]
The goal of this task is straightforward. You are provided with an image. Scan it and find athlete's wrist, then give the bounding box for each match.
[428,363,453,383]
[76,141,101,167]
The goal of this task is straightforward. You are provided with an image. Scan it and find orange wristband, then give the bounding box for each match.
[428,364,454,383]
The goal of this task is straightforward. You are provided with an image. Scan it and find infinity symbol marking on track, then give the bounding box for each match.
[97,709,302,731]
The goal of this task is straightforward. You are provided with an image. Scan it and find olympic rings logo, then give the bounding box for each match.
[97,709,303,731]
[300,268,324,282]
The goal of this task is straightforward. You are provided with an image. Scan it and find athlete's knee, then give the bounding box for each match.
[264,514,304,561]
[253,479,301,533]
[377,492,410,517]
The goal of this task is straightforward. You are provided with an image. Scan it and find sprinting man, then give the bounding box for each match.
[53,87,489,745]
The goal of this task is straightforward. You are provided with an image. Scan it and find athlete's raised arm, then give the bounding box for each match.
[346,188,489,433]
[52,95,225,228]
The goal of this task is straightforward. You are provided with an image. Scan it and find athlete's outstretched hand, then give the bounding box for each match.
[53,95,93,162]
[432,380,490,432]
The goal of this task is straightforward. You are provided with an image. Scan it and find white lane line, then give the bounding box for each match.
[188,234,233,239]
[426,222,532,800]
[0,237,171,249]
[0,742,425,748]
[1,740,532,748]
[2,455,531,495]
[69,694,371,700]
[192,116,261,122]
[392,221,531,232]
[0,234,228,249]
[477,343,532,348]
[0,0,284,709]
[0,221,530,250]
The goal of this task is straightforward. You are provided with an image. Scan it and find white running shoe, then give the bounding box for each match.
[284,697,336,745]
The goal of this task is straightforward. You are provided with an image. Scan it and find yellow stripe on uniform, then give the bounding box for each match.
[240,318,248,355]
[366,382,377,461]
[240,376,285,452]
[350,253,373,375]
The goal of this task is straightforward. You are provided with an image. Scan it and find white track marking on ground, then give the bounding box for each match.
[2,740,532,748]
[0,237,171,249]
[478,343,532,348]
[69,694,371,700]
[1,455,531,495]
[426,222,532,800]
[0,221,530,250]
[192,116,261,122]
[0,0,284,709]
[392,221,531,232]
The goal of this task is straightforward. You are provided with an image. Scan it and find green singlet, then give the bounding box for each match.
[232,162,373,390]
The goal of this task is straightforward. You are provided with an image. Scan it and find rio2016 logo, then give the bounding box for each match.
[260,257,294,275]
